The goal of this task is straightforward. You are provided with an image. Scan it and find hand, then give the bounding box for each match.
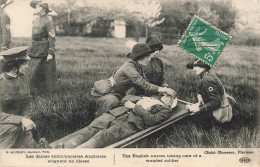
[47,54,53,62]
[21,117,36,131]
[165,88,177,97]
[161,83,169,87]
[0,56,3,60]
[197,94,203,104]
[124,101,135,109]
[186,103,200,115]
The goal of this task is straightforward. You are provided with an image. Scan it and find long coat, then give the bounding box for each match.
[27,14,56,95]
[0,8,11,74]
[0,73,32,148]
[0,8,10,52]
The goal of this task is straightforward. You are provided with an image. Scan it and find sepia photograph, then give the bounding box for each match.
[0,0,259,166]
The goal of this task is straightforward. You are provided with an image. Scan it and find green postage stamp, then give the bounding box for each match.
[178,15,231,66]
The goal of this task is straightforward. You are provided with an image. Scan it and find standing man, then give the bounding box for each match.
[27,1,57,95]
[0,0,13,73]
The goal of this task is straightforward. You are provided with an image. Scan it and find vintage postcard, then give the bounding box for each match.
[0,0,259,167]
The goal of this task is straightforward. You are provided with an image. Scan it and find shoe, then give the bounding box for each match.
[55,143,65,148]
[36,138,52,148]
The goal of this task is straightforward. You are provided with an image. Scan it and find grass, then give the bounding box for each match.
[12,37,260,148]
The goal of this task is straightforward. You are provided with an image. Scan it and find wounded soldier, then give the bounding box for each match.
[56,94,177,148]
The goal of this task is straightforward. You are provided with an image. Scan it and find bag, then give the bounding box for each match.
[212,77,233,123]
[90,80,112,97]
[212,92,232,123]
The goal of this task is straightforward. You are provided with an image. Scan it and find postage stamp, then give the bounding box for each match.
[178,15,231,66]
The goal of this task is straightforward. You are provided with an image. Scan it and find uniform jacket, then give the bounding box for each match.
[108,96,172,130]
[143,57,167,86]
[131,57,167,96]
[0,8,11,51]
[0,73,31,125]
[111,60,159,96]
[198,73,223,112]
[28,14,55,57]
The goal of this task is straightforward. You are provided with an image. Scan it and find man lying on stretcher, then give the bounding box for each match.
[55,94,178,148]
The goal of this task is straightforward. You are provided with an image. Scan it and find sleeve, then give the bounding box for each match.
[46,18,55,56]
[0,110,23,125]
[199,78,221,112]
[123,63,159,93]
[158,59,168,87]
[0,14,11,51]
[133,105,171,126]
[120,95,142,104]
[196,85,201,95]
[21,100,32,119]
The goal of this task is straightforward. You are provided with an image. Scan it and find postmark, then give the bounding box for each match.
[178,15,231,66]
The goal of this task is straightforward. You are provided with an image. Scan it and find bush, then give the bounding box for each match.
[231,30,260,46]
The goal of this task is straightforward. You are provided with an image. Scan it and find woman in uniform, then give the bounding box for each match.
[186,59,237,130]
[0,46,36,148]
[28,1,56,95]
[91,43,176,118]
[127,35,168,96]
[0,0,12,74]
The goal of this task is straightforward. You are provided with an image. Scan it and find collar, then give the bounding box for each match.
[199,70,208,79]
[3,72,17,80]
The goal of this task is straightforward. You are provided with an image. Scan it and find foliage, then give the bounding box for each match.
[125,0,165,37]
[155,0,236,44]
[231,30,260,46]
[50,0,238,42]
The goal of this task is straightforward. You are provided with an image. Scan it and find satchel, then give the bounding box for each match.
[212,92,232,123]
[90,80,112,97]
[212,77,233,123]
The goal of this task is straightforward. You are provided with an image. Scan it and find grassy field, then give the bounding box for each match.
[12,37,260,148]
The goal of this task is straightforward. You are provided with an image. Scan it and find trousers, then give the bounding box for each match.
[0,124,36,148]
[95,94,120,118]
[63,112,138,148]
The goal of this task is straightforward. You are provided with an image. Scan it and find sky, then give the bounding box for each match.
[3,0,260,37]
[3,1,34,37]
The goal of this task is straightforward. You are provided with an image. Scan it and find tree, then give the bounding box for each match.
[158,0,235,44]
[126,0,165,38]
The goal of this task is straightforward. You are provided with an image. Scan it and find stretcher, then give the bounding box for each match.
[50,100,191,148]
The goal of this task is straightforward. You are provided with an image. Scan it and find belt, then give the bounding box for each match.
[32,38,48,41]
[108,76,116,86]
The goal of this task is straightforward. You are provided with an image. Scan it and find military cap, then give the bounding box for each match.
[127,43,154,60]
[0,46,30,61]
[146,35,163,51]
[30,0,41,8]
[30,1,52,13]
[186,59,211,69]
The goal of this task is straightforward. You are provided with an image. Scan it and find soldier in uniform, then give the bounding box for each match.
[56,94,177,148]
[0,46,37,148]
[186,60,238,130]
[127,35,168,96]
[91,43,176,118]
[0,0,12,73]
[27,1,56,95]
